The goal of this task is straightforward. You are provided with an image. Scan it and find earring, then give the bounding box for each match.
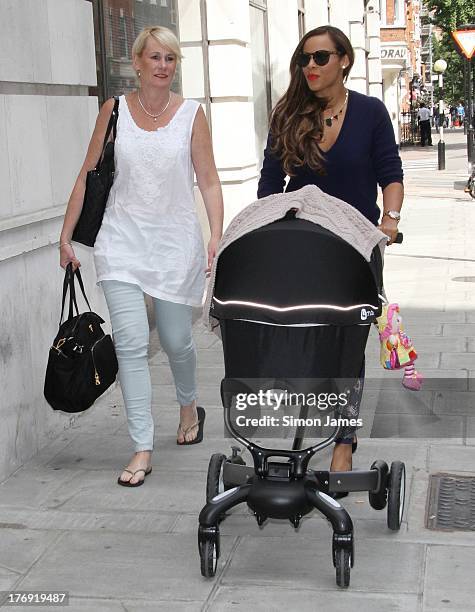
[342,65,347,69]
[137,70,141,77]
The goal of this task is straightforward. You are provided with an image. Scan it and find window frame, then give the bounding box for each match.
[88,0,181,105]
[380,0,406,28]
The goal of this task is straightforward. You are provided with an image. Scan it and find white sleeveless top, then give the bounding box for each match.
[94,96,206,306]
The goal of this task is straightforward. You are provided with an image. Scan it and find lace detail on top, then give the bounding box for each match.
[93,96,206,306]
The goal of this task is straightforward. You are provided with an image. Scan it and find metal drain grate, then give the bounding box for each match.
[426,473,475,531]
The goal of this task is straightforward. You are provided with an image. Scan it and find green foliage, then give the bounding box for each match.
[431,33,466,105]
[425,0,474,33]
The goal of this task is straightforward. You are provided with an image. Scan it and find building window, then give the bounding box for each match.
[89,0,181,105]
[380,0,406,27]
[249,1,272,171]
[108,7,113,56]
[118,10,129,59]
[393,0,404,24]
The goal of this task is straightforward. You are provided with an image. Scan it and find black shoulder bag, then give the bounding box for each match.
[44,264,118,413]
[72,96,119,247]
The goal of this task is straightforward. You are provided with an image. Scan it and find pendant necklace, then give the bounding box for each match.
[323,89,348,127]
[137,91,171,122]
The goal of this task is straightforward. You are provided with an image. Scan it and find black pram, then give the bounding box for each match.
[198,214,406,587]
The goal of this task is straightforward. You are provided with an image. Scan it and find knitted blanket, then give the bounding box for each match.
[203,185,387,335]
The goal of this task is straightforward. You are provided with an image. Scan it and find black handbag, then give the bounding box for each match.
[44,264,118,413]
[72,96,119,247]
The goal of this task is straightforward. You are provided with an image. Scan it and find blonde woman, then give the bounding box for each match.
[59,26,224,486]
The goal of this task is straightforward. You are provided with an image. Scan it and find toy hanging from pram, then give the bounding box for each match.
[376,303,423,391]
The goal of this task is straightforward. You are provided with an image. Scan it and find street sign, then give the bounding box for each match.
[452,29,475,59]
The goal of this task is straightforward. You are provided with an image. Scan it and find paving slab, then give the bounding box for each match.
[442,324,475,337]
[125,602,205,612]
[370,414,464,440]
[16,531,234,603]
[440,353,475,369]
[45,469,208,515]
[407,336,466,353]
[0,507,175,535]
[221,536,423,593]
[363,389,434,414]
[427,445,475,473]
[0,466,84,510]
[1,598,204,611]
[432,390,475,415]
[0,528,59,575]
[207,585,420,611]
[422,545,475,611]
[0,566,21,592]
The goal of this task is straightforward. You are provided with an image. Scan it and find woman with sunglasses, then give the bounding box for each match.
[258,26,404,494]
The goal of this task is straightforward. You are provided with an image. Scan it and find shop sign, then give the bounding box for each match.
[381,47,408,60]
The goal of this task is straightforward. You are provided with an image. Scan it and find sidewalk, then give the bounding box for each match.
[0,130,474,612]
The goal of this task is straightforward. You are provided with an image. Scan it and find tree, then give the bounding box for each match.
[425,0,474,33]
[431,33,466,105]
[424,1,475,107]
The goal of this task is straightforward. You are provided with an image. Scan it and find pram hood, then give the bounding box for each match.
[204,186,387,333]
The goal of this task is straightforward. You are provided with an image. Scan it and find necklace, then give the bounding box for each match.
[137,91,171,122]
[323,89,348,127]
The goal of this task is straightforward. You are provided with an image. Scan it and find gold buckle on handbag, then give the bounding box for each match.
[51,338,67,354]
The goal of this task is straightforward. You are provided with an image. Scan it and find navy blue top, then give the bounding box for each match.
[257,90,403,225]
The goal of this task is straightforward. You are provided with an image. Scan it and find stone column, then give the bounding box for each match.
[366,0,383,99]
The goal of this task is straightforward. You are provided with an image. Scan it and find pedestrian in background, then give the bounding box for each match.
[450,105,457,127]
[59,26,224,486]
[418,103,432,146]
[257,25,404,485]
[457,102,465,127]
[444,106,451,128]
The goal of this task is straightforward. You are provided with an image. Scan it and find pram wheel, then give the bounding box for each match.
[387,461,405,531]
[206,453,227,503]
[200,538,219,577]
[335,548,351,588]
[368,460,389,510]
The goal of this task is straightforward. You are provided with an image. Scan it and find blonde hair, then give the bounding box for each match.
[132,26,183,61]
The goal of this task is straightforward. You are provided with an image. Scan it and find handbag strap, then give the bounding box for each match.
[97,96,119,170]
[60,264,79,324]
[60,264,92,324]
[74,267,92,312]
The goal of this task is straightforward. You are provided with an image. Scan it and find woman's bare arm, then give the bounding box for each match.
[191,106,224,270]
[59,98,116,268]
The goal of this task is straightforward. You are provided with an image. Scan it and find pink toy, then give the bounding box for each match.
[376,303,423,391]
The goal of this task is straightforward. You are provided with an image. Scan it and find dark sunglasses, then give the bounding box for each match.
[296,50,341,67]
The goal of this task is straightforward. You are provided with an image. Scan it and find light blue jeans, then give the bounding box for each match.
[101,280,197,452]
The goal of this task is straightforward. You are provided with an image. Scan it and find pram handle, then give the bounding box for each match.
[221,379,343,478]
[284,210,403,245]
